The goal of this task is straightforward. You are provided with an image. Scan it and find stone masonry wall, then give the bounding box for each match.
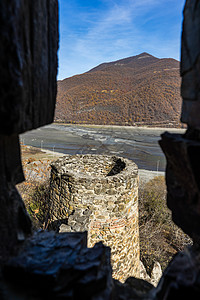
[49,154,140,282]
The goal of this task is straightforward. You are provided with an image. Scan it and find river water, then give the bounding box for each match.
[20,124,185,172]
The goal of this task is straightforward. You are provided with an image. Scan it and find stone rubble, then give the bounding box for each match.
[140,261,162,287]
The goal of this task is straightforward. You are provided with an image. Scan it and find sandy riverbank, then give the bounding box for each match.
[53,122,186,133]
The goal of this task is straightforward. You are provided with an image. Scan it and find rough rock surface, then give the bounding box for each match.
[2,231,113,300]
[181,0,200,129]
[0,0,58,259]
[0,0,58,135]
[0,135,32,259]
[153,0,200,297]
[159,132,200,241]
[140,261,162,287]
[151,246,200,299]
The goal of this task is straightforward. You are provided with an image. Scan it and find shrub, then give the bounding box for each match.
[139,176,192,274]
[27,180,50,229]
[18,180,50,230]
[139,176,169,224]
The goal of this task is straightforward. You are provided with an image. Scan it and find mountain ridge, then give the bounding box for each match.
[87,53,159,73]
[55,53,182,127]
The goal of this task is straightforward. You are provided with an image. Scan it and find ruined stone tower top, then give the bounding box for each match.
[51,154,137,179]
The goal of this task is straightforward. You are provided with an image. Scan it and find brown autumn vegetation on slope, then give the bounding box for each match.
[55,53,182,126]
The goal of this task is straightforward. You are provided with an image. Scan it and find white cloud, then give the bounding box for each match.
[58,0,184,79]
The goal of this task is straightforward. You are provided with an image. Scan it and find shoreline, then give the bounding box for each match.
[40,148,165,184]
[52,122,186,133]
[22,145,165,185]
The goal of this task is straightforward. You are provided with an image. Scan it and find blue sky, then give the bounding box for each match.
[58,0,185,80]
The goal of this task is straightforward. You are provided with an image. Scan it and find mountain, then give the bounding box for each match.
[55,53,182,127]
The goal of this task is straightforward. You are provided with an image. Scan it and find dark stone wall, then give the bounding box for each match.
[181,0,200,129]
[0,0,58,135]
[0,0,58,258]
[154,1,200,298]
[160,0,200,244]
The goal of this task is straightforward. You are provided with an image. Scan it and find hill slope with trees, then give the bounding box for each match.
[55,53,182,127]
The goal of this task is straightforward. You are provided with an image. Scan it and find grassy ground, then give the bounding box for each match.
[18,144,60,228]
[20,143,62,161]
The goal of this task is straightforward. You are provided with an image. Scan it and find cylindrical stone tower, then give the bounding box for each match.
[49,154,140,282]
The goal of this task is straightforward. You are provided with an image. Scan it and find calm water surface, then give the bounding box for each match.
[21,124,185,171]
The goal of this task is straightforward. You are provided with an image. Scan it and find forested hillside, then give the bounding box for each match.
[55,53,182,127]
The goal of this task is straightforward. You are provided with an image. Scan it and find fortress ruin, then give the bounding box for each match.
[49,154,140,282]
[1,0,200,298]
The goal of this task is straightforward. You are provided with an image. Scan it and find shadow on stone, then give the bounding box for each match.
[107,158,126,176]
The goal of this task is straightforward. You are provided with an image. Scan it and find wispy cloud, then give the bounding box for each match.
[58,0,185,79]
